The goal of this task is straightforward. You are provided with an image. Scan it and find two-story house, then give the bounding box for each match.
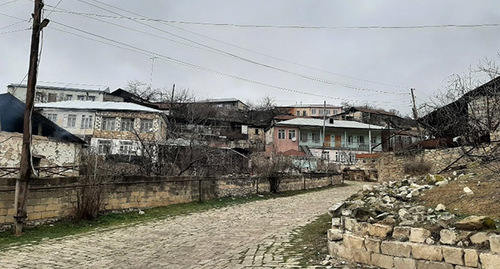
[277,104,343,118]
[266,118,386,164]
[7,83,121,103]
[35,101,167,156]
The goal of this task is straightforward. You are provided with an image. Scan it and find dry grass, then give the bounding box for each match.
[418,169,500,220]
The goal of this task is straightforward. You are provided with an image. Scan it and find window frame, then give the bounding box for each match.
[102,117,116,131]
[278,129,286,140]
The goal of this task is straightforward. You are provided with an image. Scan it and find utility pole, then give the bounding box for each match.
[14,0,49,236]
[411,88,423,140]
[170,84,175,117]
[321,101,326,159]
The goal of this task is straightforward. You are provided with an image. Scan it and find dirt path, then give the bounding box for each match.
[0,182,364,269]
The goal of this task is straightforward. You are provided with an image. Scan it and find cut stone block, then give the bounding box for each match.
[393,257,416,269]
[412,244,443,261]
[410,228,431,243]
[365,237,381,253]
[463,248,478,267]
[343,233,365,250]
[479,252,500,269]
[416,260,453,269]
[327,228,343,241]
[393,226,411,241]
[371,253,394,269]
[368,223,393,238]
[441,246,464,265]
[440,229,457,245]
[380,241,411,257]
[489,234,500,253]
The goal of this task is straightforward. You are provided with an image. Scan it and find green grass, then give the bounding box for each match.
[0,183,346,251]
[284,213,332,267]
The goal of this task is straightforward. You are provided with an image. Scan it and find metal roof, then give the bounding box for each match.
[8,82,110,93]
[275,118,386,130]
[36,101,162,113]
[278,104,342,108]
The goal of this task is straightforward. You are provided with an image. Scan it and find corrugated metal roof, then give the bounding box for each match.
[278,104,341,108]
[202,98,241,103]
[276,118,386,130]
[36,101,162,113]
[8,82,110,93]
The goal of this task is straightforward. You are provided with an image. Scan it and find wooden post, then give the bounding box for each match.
[14,0,48,236]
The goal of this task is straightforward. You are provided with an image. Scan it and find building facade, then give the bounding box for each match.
[36,101,167,156]
[266,118,385,164]
[278,104,343,118]
[7,83,119,103]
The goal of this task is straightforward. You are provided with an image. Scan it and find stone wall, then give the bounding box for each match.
[0,173,341,226]
[328,216,500,269]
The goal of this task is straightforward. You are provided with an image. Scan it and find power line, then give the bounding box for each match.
[49,21,403,104]
[0,0,20,7]
[53,0,408,95]
[49,6,409,89]
[46,9,500,30]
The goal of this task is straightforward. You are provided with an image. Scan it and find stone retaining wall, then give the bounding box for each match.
[0,173,341,226]
[328,216,500,269]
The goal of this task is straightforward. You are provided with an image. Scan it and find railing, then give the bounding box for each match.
[0,165,79,178]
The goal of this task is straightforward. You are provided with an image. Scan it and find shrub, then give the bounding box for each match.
[404,161,432,175]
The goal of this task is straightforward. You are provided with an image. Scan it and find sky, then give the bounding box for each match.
[1,0,500,116]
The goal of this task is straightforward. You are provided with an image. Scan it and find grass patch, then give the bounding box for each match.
[284,213,332,267]
[0,183,346,251]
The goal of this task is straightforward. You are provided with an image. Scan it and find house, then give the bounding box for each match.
[333,107,400,126]
[35,101,167,156]
[277,104,342,118]
[266,117,386,164]
[7,83,119,103]
[199,98,249,111]
[0,93,84,177]
[420,76,500,143]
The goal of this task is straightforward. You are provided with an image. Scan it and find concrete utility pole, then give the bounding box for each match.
[14,0,49,236]
[411,88,423,140]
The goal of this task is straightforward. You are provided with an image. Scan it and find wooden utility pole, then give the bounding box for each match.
[14,0,49,236]
[411,88,423,140]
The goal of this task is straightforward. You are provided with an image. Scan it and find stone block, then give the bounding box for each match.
[336,244,353,261]
[365,237,381,253]
[352,221,370,236]
[470,232,489,245]
[479,252,500,269]
[412,244,443,261]
[440,229,457,245]
[331,217,341,227]
[381,241,411,257]
[441,246,463,265]
[463,249,478,267]
[328,228,343,241]
[368,223,393,238]
[343,217,357,231]
[27,212,42,220]
[393,226,411,241]
[454,266,477,269]
[394,257,416,269]
[351,249,371,264]
[489,234,500,253]
[343,233,365,250]
[416,260,453,269]
[41,211,59,219]
[328,241,340,257]
[410,228,431,243]
[371,253,393,269]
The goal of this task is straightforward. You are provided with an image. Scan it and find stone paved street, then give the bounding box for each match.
[0,182,364,269]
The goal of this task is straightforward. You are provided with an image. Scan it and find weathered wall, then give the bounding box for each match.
[0,173,341,226]
[328,216,500,269]
[0,131,81,177]
[375,147,473,182]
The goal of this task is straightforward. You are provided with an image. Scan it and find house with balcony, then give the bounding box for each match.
[266,117,386,164]
[7,83,121,103]
[35,101,167,156]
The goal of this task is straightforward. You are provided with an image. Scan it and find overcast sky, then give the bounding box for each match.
[1,0,500,116]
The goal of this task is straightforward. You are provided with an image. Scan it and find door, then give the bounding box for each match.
[324,134,331,147]
[335,135,341,148]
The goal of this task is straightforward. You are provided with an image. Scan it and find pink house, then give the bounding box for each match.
[265,126,301,155]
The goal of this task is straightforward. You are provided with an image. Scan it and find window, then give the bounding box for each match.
[333,109,338,115]
[254,129,259,135]
[66,114,77,128]
[119,141,133,155]
[77,95,85,100]
[121,118,135,132]
[302,111,307,116]
[359,136,365,144]
[372,136,377,144]
[48,93,57,102]
[325,109,330,115]
[87,96,96,101]
[98,140,112,154]
[46,113,57,122]
[300,132,308,142]
[296,111,300,116]
[348,135,354,145]
[288,130,296,140]
[102,117,116,131]
[65,94,73,101]
[312,132,320,143]
[312,109,316,115]
[80,115,93,129]
[140,119,154,133]
[278,129,285,139]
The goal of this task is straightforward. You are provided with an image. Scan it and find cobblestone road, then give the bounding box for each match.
[0,182,364,269]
